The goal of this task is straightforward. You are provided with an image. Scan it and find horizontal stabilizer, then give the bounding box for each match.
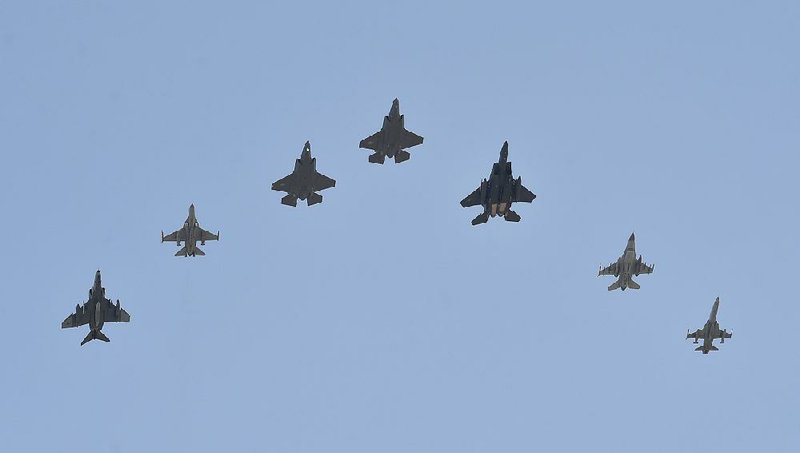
[608,281,621,291]
[471,212,489,226]
[81,330,110,346]
[307,192,323,206]
[627,279,641,290]
[504,210,521,222]
[175,246,188,257]
[281,194,298,207]
[368,153,386,164]
[193,247,205,256]
[395,150,410,163]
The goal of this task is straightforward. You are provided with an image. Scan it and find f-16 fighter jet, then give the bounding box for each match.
[687,297,733,354]
[62,270,130,346]
[272,141,336,206]
[598,233,654,291]
[161,204,219,257]
[359,98,424,164]
[460,141,536,225]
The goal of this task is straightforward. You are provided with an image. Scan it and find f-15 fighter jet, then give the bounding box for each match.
[272,141,336,206]
[62,270,130,346]
[161,204,219,256]
[359,98,424,164]
[687,297,733,354]
[598,233,654,291]
[460,141,536,225]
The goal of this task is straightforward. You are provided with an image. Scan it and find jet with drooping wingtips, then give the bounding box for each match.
[598,233,654,291]
[460,141,536,225]
[62,270,130,346]
[272,141,336,206]
[359,98,424,164]
[161,204,219,256]
[687,297,733,354]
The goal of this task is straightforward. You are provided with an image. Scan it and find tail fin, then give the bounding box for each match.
[175,246,188,257]
[307,192,323,206]
[81,330,110,346]
[608,281,621,291]
[504,210,521,222]
[626,279,641,290]
[368,153,386,164]
[395,150,410,163]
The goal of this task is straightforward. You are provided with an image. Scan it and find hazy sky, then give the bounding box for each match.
[1,2,798,452]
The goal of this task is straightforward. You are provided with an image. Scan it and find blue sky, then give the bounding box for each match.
[0,1,798,452]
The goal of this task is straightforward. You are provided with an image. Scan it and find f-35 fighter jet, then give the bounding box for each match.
[598,233,654,291]
[272,141,336,206]
[460,141,536,225]
[62,270,130,346]
[359,98,424,164]
[687,297,733,354]
[161,204,219,256]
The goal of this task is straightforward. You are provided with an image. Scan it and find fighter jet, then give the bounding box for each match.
[272,141,336,206]
[359,98,424,164]
[62,270,130,346]
[161,204,219,257]
[687,297,733,354]
[598,233,654,291]
[460,141,536,225]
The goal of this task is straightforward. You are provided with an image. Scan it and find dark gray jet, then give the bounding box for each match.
[687,297,733,354]
[460,141,536,225]
[161,204,220,257]
[62,270,130,346]
[598,233,654,290]
[272,141,336,206]
[359,98,424,164]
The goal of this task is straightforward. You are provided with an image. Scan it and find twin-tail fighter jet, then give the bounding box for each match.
[687,297,733,354]
[598,233,654,291]
[460,141,536,225]
[161,204,220,256]
[359,98,424,164]
[272,141,336,206]
[61,270,130,345]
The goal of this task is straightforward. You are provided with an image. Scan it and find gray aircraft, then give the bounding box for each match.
[161,204,220,256]
[359,98,424,164]
[272,141,336,206]
[460,141,536,225]
[62,270,130,346]
[598,233,654,291]
[687,297,733,354]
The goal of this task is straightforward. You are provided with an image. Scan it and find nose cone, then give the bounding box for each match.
[94,270,102,286]
[301,141,312,159]
[500,141,509,162]
[629,232,635,241]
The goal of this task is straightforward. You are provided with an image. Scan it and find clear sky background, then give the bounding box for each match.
[0,1,798,452]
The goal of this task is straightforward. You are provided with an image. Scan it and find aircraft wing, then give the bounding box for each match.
[398,129,424,149]
[198,228,219,242]
[598,263,619,276]
[460,186,483,207]
[717,330,732,339]
[687,329,703,340]
[161,228,186,243]
[61,308,90,329]
[271,173,296,192]
[513,183,536,203]
[359,131,382,151]
[314,172,336,191]
[638,262,654,275]
[102,299,131,323]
